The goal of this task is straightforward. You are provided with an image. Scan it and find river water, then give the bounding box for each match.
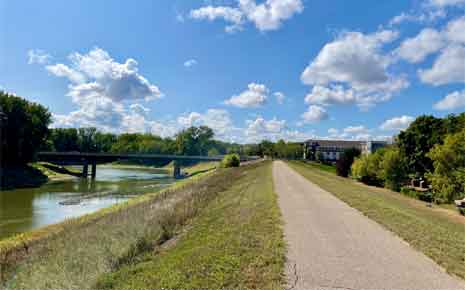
[0,166,174,240]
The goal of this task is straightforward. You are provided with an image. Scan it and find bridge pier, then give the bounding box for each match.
[82,162,89,178]
[91,162,96,179]
[173,161,182,179]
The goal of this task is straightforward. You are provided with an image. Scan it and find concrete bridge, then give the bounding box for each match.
[37,152,255,179]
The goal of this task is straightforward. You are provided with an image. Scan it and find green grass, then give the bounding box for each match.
[95,161,285,290]
[300,160,336,174]
[288,160,465,280]
[0,168,217,289]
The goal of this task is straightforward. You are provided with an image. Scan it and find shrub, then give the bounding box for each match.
[336,148,361,177]
[221,154,240,168]
[427,129,465,203]
[351,149,385,186]
[380,147,408,192]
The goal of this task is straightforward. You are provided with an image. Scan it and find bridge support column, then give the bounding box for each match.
[173,161,181,179]
[82,162,89,178]
[91,162,97,179]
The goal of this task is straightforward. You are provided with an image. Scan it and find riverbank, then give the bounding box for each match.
[288,160,465,280]
[95,161,284,290]
[1,161,284,290]
[0,164,216,288]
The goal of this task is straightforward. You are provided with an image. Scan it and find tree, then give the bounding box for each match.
[380,147,408,192]
[0,92,51,166]
[397,115,446,176]
[427,130,465,203]
[351,149,385,186]
[175,126,214,156]
[49,128,79,152]
[336,148,361,177]
[78,127,98,152]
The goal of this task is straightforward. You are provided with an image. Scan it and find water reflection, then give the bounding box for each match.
[0,166,174,239]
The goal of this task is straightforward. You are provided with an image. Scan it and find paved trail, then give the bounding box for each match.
[273,161,465,290]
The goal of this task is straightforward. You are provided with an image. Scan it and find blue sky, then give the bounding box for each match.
[1,0,464,143]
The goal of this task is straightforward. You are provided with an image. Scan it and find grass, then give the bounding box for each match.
[288,160,465,280]
[0,167,216,289]
[95,161,285,290]
[300,160,336,174]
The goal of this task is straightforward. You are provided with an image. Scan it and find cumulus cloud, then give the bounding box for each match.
[380,115,415,131]
[395,28,446,63]
[419,44,465,85]
[190,0,303,32]
[301,105,328,123]
[434,89,465,110]
[301,30,408,109]
[45,48,163,133]
[28,49,52,65]
[224,82,268,108]
[274,92,285,104]
[183,59,198,67]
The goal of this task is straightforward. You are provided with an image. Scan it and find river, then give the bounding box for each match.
[0,165,175,240]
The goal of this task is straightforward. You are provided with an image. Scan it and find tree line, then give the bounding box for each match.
[347,113,465,204]
[0,92,303,169]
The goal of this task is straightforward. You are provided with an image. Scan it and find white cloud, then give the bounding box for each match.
[190,0,303,32]
[380,115,415,131]
[224,82,268,108]
[429,0,465,7]
[344,125,369,134]
[419,44,465,85]
[434,89,465,110]
[245,116,287,142]
[446,16,465,44]
[301,30,408,109]
[46,48,162,102]
[301,105,328,123]
[28,49,52,65]
[45,48,163,133]
[184,59,198,67]
[46,63,86,84]
[395,28,446,63]
[274,91,285,104]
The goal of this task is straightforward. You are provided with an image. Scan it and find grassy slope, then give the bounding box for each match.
[288,161,465,280]
[1,169,217,289]
[96,161,285,290]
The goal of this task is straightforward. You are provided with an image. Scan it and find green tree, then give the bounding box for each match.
[427,130,465,203]
[397,115,446,176]
[336,148,361,177]
[175,126,214,156]
[380,147,408,191]
[351,149,385,186]
[49,128,80,152]
[0,92,51,166]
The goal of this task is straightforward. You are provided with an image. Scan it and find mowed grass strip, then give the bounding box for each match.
[95,161,286,290]
[288,161,465,280]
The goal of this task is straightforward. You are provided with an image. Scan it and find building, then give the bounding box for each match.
[302,139,387,162]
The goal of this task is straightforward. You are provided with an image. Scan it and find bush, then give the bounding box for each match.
[427,129,465,203]
[351,150,385,186]
[380,148,408,192]
[221,154,240,168]
[336,148,361,177]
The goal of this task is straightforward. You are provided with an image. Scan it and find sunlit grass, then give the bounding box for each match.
[95,161,285,290]
[0,168,216,289]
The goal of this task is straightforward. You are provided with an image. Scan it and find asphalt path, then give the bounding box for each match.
[273,161,465,290]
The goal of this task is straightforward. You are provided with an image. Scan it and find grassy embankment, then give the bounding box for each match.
[96,161,285,290]
[288,160,465,280]
[1,161,285,290]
